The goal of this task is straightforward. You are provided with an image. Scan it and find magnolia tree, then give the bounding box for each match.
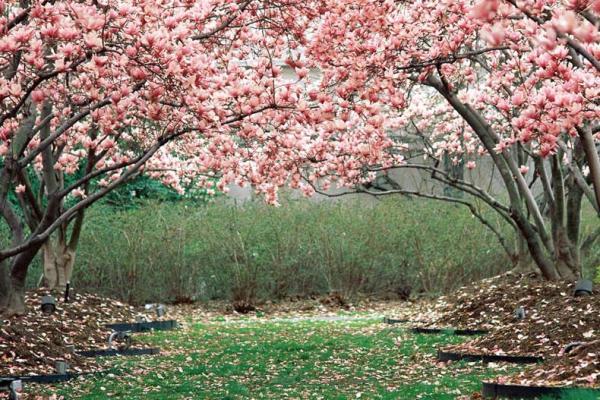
[305,0,600,280]
[0,0,311,315]
[0,0,402,316]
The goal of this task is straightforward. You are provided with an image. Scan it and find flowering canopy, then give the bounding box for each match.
[1,0,599,287]
[309,0,599,161]
[0,0,408,214]
[1,0,293,201]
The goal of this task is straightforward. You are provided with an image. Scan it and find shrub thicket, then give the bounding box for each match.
[14,194,599,307]
[53,198,513,305]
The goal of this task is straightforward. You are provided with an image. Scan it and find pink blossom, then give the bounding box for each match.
[83,32,102,49]
[72,188,86,198]
[470,0,499,20]
[296,68,309,79]
[31,90,45,103]
[553,11,578,34]
[483,24,505,46]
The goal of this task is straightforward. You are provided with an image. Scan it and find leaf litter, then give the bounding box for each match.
[1,289,167,378]
[388,272,599,389]
[2,273,598,398]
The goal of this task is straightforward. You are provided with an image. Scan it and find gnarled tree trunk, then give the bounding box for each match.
[553,228,580,280]
[511,236,540,276]
[3,280,26,317]
[40,210,84,291]
[41,239,76,290]
[1,195,63,317]
[2,251,40,317]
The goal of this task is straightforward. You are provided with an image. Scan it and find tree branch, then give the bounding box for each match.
[192,0,253,40]
[503,0,600,72]
[304,179,515,258]
[18,97,119,168]
[577,126,600,212]
[367,163,513,222]
[394,47,510,72]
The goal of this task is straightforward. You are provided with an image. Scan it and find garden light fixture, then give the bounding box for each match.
[8,380,22,400]
[514,306,526,320]
[40,296,56,314]
[55,361,68,375]
[573,279,593,297]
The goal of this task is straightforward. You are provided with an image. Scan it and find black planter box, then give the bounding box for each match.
[574,279,593,297]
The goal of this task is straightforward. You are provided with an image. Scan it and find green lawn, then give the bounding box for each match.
[45,317,514,399]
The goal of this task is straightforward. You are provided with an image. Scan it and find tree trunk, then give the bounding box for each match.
[0,260,10,312]
[511,235,542,277]
[578,126,600,211]
[4,228,50,316]
[553,228,581,280]
[4,279,26,317]
[40,211,84,290]
[555,260,579,280]
[428,75,561,280]
[566,171,584,277]
[41,239,76,290]
[2,265,27,317]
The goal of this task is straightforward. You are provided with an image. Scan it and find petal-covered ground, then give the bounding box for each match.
[403,273,599,389]
[2,273,598,398]
[1,290,140,377]
[30,318,511,399]
[1,293,412,379]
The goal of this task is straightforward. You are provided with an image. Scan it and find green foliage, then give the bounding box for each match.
[539,389,600,400]
[45,319,510,399]
[1,156,212,212]
[66,197,510,305]
[580,205,600,281]
[100,175,215,210]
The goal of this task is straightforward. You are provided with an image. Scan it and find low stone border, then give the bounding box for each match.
[437,349,542,364]
[1,373,79,389]
[76,347,161,357]
[105,320,178,333]
[410,327,488,336]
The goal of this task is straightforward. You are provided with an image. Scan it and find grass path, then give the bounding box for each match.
[46,317,515,399]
